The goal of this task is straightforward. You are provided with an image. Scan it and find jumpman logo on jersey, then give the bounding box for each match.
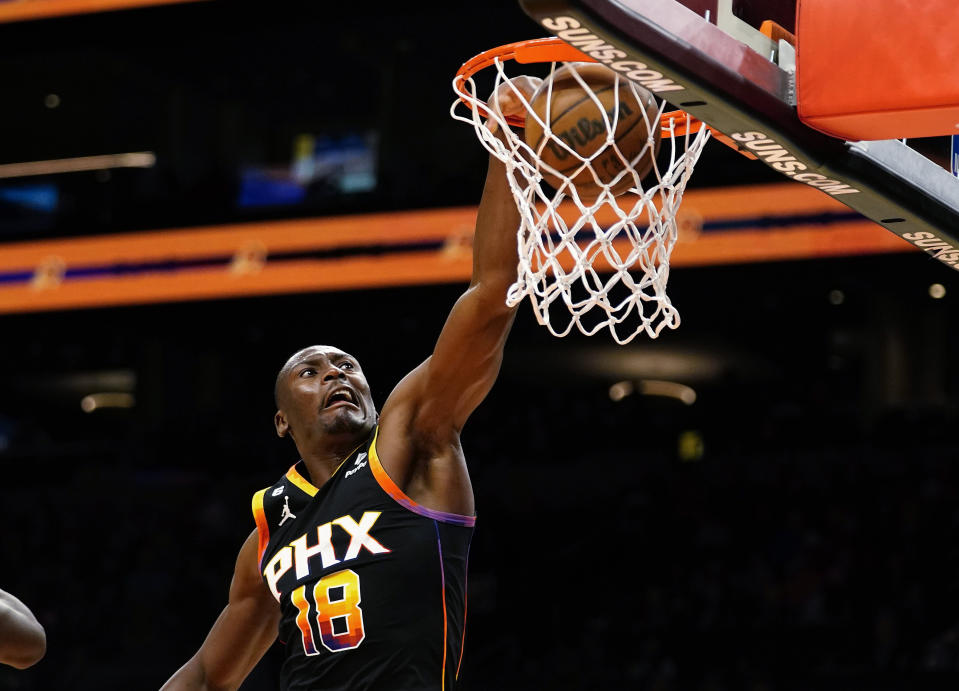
[279,496,296,526]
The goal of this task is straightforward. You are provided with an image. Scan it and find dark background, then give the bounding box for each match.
[1,1,959,690]
[0,0,801,244]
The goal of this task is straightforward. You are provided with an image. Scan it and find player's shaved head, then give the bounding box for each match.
[273,344,375,447]
[274,345,353,409]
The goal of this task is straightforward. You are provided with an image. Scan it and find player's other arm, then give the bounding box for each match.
[0,588,45,669]
[161,530,279,691]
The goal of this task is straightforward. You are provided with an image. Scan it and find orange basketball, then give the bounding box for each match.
[523,63,661,201]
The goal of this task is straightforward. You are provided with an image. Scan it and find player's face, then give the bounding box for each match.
[281,346,375,440]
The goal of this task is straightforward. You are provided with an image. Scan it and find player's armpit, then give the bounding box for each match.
[0,588,46,669]
[160,529,279,691]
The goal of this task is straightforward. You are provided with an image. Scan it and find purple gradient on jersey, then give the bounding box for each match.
[395,496,476,527]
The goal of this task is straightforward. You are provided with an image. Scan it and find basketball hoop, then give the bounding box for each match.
[451,38,712,343]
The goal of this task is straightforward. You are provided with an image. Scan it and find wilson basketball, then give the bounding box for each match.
[523,63,661,201]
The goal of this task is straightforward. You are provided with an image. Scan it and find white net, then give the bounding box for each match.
[451,58,711,344]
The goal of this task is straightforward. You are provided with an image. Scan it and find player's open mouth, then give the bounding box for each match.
[324,388,358,409]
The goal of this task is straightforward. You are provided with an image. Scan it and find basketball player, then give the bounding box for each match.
[161,76,543,691]
[0,587,46,669]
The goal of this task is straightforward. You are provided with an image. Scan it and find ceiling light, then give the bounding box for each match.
[81,393,135,413]
[0,152,155,179]
[638,379,697,405]
[608,380,634,401]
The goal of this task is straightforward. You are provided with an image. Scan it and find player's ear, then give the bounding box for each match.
[275,409,290,438]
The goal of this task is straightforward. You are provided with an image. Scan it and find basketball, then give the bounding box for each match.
[523,63,662,201]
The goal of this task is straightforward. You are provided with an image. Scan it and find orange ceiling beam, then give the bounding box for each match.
[0,183,882,271]
[0,183,916,314]
[0,0,205,24]
[0,251,475,314]
[0,222,909,315]
[0,207,480,271]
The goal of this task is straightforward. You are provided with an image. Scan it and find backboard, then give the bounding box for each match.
[519,0,959,272]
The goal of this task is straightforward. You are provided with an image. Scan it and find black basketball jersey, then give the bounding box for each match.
[252,427,475,691]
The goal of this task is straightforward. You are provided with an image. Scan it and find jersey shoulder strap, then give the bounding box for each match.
[251,463,318,569]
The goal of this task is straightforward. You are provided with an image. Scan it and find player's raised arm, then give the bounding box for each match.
[0,588,45,669]
[161,530,279,691]
[374,78,540,507]
[384,79,542,425]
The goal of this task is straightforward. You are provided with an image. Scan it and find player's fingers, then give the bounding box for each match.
[484,89,512,133]
[508,75,543,103]
[484,75,543,132]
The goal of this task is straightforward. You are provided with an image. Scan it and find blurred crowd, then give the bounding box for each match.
[2,380,958,690]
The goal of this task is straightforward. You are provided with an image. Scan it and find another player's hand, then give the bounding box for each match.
[485,75,543,134]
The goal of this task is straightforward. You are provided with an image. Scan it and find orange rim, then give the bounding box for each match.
[454,37,756,158]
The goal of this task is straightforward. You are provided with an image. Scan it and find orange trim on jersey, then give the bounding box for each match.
[441,588,448,691]
[251,489,270,568]
[369,429,476,527]
[285,463,319,497]
[283,442,367,498]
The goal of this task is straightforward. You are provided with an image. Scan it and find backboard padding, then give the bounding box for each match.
[519,0,959,272]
